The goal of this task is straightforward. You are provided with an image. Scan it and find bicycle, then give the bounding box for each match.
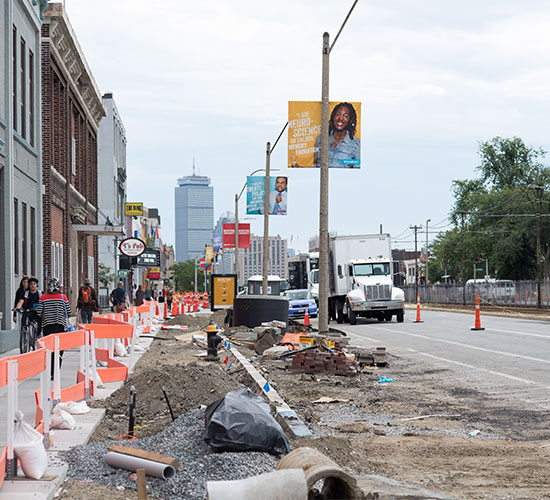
[18,309,39,354]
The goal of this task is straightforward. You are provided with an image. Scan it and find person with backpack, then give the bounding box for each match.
[110,281,128,313]
[77,278,98,324]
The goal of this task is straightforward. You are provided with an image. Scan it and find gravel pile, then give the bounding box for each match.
[63,408,279,499]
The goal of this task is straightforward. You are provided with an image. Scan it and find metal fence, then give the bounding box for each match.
[402,280,550,307]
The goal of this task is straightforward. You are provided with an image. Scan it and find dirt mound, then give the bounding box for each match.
[165,310,227,329]
[91,361,244,442]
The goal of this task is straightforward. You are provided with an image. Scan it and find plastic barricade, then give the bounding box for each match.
[0,446,6,489]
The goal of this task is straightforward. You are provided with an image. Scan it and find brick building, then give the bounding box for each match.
[40,3,108,308]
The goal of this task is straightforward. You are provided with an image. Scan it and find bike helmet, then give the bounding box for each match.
[47,278,60,293]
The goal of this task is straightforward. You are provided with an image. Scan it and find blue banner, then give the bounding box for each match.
[246,176,288,215]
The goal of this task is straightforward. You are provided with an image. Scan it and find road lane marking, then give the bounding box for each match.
[364,325,550,365]
[412,351,550,388]
[485,327,550,340]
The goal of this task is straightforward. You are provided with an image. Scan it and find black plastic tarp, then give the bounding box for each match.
[204,388,291,455]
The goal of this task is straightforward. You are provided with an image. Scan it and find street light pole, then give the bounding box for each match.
[532,185,544,308]
[234,194,239,282]
[456,211,470,305]
[318,0,358,334]
[262,142,271,296]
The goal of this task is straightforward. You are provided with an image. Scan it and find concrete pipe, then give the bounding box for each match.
[104,451,175,479]
[206,469,307,500]
[276,447,362,499]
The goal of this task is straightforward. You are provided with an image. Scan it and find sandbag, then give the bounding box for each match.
[56,401,90,415]
[50,408,76,430]
[13,411,48,479]
[114,341,127,357]
[204,388,290,455]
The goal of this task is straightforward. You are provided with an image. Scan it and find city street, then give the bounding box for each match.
[336,309,550,413]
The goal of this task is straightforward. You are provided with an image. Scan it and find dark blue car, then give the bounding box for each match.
[285,289,318,318]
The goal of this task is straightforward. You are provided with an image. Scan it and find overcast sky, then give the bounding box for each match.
[64,0,550,253]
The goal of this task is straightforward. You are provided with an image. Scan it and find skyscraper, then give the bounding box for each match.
[174,172,213,262]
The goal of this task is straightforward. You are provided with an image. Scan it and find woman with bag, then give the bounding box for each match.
[36,278,72,379]
[111,281,128,313]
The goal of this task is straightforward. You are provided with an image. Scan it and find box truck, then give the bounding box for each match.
[328,234,405,324]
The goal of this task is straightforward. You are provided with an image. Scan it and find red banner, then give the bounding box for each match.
[223,223,251,249]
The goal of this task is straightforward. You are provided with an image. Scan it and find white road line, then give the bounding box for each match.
[413,351,550,388]
[485,327,550,340]
[364,325,550,365]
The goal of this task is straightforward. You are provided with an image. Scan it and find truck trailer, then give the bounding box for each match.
[328,234,405,324]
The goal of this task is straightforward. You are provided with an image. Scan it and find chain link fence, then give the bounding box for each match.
[402,280,550,307]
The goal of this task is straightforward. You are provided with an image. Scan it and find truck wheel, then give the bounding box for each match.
[396,310,404,323]
[348,303,357,325]
[377,315,384,322]
[336,298,344,324]
[385,312,392,322]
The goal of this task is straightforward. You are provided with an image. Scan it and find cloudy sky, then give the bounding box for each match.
[64,0,550,253]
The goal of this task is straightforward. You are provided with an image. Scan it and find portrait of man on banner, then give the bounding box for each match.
[246,176,288,215]
[288,101,361,168]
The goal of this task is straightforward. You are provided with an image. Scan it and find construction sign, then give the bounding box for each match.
[125,202,143,216]
[222,223,251,248]
[211,275,237,310]
[288,101,361,168]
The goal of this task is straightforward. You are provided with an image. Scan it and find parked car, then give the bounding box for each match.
[284,289,318,318]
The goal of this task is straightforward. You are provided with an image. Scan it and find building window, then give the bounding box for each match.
[30,207,36,276]
[14,198,19,274]
[60,244,64,285]
[12,26,17,131]
[29,50,34,146]
[22,202,27,275]
[71,113,76,176]
[20,37,26,139]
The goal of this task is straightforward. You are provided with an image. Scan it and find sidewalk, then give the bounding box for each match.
[0,318,161,499]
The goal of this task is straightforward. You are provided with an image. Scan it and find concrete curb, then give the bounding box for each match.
[222,337,311,438]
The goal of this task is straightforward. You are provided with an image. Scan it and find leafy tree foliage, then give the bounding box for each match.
[169,260,202,292]
[430,137,550,282]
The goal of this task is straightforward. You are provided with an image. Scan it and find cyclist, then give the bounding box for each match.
[15,276,42,352]
[12,276,29,324]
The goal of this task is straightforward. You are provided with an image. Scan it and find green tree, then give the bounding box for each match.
[98,262,115,288]
[169,260,200,292]
[431,137,550,282]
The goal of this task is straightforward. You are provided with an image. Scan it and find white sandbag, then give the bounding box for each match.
[50,408,76,430]
[94,370,105,388]
[114,341,127,357]
[13,411,48,480]
[133,344,145,352]
[55,401,90,415]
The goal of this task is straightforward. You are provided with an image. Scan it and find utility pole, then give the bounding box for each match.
[425,219,431,284]
[234,194,239,283]
[532,185,544,308]
[410,225,422,299]
[318,0,358,334]
[456,211,470,305]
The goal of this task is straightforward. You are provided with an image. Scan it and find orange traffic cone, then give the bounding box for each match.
[471,293,484,331]
[304,308,311,327]
[413,292,423,323]
[163,302,168,319]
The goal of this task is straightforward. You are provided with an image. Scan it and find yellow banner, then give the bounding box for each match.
[205,247,214,263]
[288,101,361,168]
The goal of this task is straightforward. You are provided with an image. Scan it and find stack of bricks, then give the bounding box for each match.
[290,349,357,375]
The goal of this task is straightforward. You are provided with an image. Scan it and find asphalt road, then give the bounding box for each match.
[326,309,550,412]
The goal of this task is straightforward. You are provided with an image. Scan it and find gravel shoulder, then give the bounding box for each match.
[57,312,550,499]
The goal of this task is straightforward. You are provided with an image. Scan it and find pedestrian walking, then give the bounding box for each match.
[110,281,128,313]
[77,278,98,324]
[144,286,153,301]
[36,278,71,379]
[135,285,145,306]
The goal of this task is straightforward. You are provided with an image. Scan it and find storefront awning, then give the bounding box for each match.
[72,224,125,236]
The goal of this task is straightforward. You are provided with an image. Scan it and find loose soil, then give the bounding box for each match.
[62,312,550,499]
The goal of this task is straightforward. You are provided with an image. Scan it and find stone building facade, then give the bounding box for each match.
[0,0,46,335]
[41,3,105,308]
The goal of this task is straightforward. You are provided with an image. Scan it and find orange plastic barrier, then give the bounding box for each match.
[0,445,6,489]
[0,357,7,388]
[6,349,47,382]
[61,378,86,403]
[95,348,128,382]
[39,330,86,352]
[82,323,134,339]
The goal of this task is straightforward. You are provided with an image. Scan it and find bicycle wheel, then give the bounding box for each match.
[19,325,29,354]
[28,322,37,351]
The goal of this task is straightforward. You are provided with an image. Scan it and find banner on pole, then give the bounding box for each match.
[246,176,288,215]
[288,101,361,168]
[223,223,251,248]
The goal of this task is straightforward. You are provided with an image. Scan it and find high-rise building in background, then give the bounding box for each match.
[174,170,213,262]
[239,235,288,286]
